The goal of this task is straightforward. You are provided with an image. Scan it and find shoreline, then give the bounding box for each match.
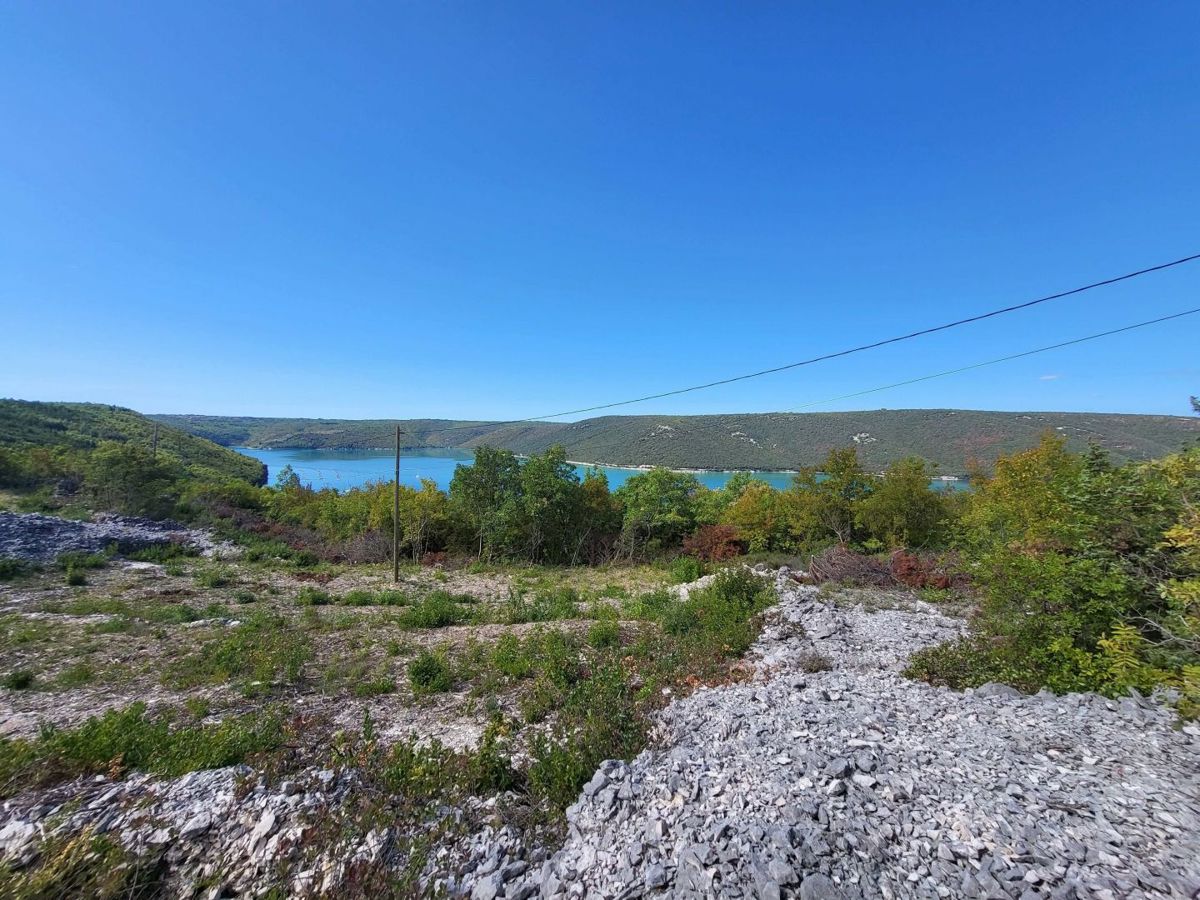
[235,447,965,482]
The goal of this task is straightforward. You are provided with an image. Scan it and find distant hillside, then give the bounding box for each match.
[1,400,266,485]
[153,409,1199,475]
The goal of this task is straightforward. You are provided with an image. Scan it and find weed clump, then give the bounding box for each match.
[2,670,34,690]
[295,586,332,606]
[408,650,453,694]
[399,591,472,629]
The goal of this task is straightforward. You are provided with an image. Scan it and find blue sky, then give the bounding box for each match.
[1,2,1197,420]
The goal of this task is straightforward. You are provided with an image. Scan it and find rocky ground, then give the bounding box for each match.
[540,576,1200,900]
[0,511,231,563]
[1,546,1198,898]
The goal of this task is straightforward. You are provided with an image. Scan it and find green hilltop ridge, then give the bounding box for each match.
[152,408,1200,475]
[0,400,266,485]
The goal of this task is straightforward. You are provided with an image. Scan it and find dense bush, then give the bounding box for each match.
[906,436,1200,714]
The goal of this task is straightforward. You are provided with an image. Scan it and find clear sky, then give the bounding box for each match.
[2,2,1197,421]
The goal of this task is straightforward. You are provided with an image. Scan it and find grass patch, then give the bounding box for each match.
[0,702,286,797]
[56,551,110,571]
[501,587,580,625]
[169,612,311,697]
[126,543,198,563]
[0,826,165,899]
[295,586,333,606]
[194,566,233,589]
[55,662,96,688]
[397,591,473,629]
[587,619,621,650]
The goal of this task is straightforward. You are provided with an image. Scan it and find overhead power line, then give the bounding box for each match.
[785,307,1200,412]
[410,251,1200,436]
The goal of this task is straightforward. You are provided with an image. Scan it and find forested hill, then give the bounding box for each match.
[153,408,1199,475]
[0,400,266,484]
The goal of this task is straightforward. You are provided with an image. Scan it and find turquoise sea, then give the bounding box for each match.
[237,447,965,493]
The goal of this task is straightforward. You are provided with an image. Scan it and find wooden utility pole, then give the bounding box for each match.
[393,424,401,583]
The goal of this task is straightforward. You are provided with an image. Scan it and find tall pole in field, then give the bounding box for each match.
[393,424,401,583]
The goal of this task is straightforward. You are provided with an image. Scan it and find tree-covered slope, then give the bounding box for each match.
[152,408,1199,474]
[1,400,266,484]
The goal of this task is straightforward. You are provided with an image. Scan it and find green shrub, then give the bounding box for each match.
[376,589,410,606]
[234,590,257,604]
[0,558,28,581]
[127,543,197,563]
[3,670,34,690]
[587,619,621,650]
[399,591,471,628]
[527,663,642,811]
[408,650,453,694]
[295,586,332,606]
[0,826,164,899]
[518,674,564,723]
[341,589,375,607]
[490,633,534,679]
[194,566,233,589]
[669,556,705,584]
[56,551,109,571]
[65,568,87,587]
[906,438,1200,709]
[657,568,775,661]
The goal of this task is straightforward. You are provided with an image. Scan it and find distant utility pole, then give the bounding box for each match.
[393,424,401,583]
[152,422,159,459]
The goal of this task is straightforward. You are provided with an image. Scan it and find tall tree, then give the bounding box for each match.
[449,446,521,558]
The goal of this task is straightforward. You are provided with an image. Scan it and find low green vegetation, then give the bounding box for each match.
[397,591,475,629]
[0,826,164,900]
[0,702,286,798]
[168,612,311,697]
[408,648,454,694]
[0,558,29,581]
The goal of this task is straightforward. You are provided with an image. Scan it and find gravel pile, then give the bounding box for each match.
[531,575,1200,899]
[0,511,227,562]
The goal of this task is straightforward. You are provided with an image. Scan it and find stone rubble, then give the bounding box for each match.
[0,511,231,563]
[519,572,1200,899]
